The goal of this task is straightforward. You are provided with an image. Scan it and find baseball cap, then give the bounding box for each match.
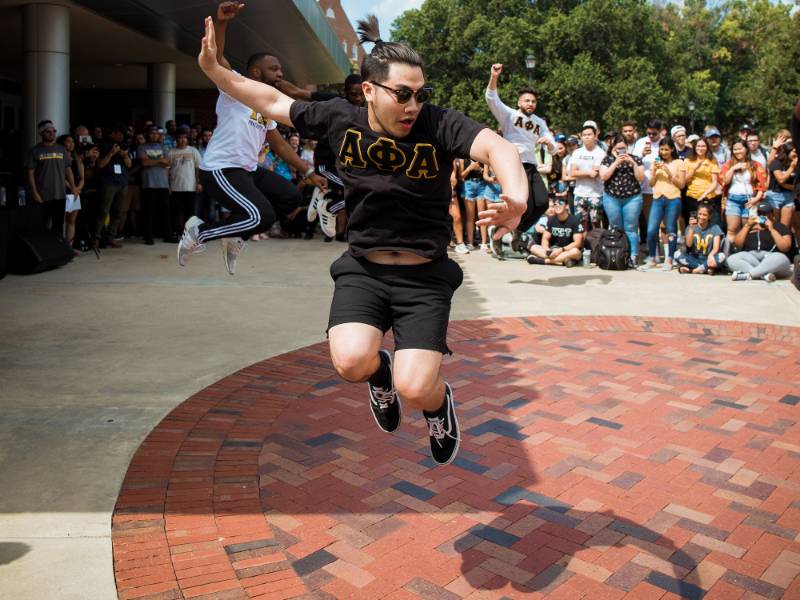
[670,125,686,137]
[706,127,721,137]
[687,134,700,143]
[554,133,567,143]
[756,202,772,216]
[739,123,753,131]
[566,136,579,145]
[582,120,598,132]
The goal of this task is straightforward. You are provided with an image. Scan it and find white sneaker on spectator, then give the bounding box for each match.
[318,199,337,238]
[307,187,323,222]
[661,259,674,272]
[731,271,752,281]
[454,243,470,254]
[177,216,206,267]
[637,259,656,271]
[764,272,777,283]
[221,237,246,275]
[479,243,490,254]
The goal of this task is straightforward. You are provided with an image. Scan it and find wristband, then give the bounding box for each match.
[303,166,315,179]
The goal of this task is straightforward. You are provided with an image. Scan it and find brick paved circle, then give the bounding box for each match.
[113,316,800,600]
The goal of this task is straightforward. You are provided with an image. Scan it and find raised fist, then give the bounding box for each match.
[217,1,245,22]
[491,64,503,76]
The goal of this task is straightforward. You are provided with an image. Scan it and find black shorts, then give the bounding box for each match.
[328,252,464,354]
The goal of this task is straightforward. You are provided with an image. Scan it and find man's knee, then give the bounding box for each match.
[394,371,438,406]
[330,348,375,382]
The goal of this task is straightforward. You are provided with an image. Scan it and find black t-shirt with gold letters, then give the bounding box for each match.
[290,98,486,258]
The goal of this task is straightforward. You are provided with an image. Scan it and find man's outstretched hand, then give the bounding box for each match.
[217,2,245,22]
[476,194,523,239]
[199,16,220,75]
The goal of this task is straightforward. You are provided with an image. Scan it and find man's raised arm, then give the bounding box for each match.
[485,63,514,123]
[199,16,295,126]
[213,2,245,71]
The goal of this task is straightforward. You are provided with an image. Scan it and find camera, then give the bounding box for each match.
[617,148,627,156]
[758,216,767,225]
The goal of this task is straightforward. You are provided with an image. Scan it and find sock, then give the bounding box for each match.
[368,352,391,389]
[423,389,448,419]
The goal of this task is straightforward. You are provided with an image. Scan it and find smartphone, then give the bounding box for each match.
[758,216,767,225]
[689,211,697,220]
[617,148,627,156]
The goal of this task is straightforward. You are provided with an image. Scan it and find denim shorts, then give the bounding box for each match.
[725,194,751,218]
[463,179,485,201]
[766,190,794,210]
[484,182,502,202]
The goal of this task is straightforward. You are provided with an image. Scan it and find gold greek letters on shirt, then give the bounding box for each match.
[337,129,440,178]
[513,116,541,135]
[248,111,268,127]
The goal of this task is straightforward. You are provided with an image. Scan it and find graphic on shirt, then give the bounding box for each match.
[338,129,441,179]
[513,117,541,135]
[145,149,164,160]
[692,231,714,255]
[248,110,270,131]
[36,152,66,161]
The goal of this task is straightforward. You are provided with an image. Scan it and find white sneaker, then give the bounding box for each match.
[221,237,246,275]
[661,259,674,272]
[177,216,206,267]
[318,197,337,238]
[479,243,490,253]
[764,272,777,283]
[454,243,470,254]
[307,187,323,222]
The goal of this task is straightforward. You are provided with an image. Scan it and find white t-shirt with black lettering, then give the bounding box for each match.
[568,145,606,198]
[201,74,278,172]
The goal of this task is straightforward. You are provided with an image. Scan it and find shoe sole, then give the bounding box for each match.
[368,349,402,433]
[432,383,460,466]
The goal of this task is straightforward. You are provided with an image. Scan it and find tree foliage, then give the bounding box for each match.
[391,0,800,136]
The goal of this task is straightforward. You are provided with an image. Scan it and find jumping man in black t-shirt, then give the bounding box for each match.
[198,14,528,465]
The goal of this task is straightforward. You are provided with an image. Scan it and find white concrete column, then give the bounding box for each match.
[148,63,176,129]
[23,3,70,151]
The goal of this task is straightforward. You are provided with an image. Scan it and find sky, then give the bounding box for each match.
[340,0,425,39]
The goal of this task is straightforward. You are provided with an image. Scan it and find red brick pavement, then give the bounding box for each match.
[112,316,800,599]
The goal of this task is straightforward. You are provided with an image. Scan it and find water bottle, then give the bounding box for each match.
[17,187,26,207]
[0,186,6,208]
[582,248,591,267]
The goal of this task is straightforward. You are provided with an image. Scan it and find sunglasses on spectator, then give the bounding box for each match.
[554,199,568,205]
[370,81,433,104]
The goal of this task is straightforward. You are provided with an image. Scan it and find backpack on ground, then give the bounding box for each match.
[595,228,630,270]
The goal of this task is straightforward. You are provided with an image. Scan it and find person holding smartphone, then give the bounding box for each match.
[675,203,724,275]
[727,201,793,282]
[719,140,767,245]
[600,134,645,268]
[643,138,686,271]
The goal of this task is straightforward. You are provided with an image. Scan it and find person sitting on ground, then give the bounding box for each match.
[727,201,793,283]
[675,203,724,275]
[526,197,584,267]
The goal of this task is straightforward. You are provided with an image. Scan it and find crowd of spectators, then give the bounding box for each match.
[450,115,798,285]
[17,96,799,286]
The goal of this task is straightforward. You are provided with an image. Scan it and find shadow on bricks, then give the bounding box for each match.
[112,316,800,599]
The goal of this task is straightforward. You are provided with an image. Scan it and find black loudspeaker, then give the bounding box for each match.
[8,230,73,275]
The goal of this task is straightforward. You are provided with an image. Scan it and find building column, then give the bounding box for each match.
[148,63,176,128]
[23,3,70,152]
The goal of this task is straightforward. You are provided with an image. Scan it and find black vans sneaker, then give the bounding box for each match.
[425,383,460,466]
[368,350,402,433]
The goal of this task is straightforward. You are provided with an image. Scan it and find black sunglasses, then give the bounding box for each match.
[554,199,568,205]
[370,81,433,104]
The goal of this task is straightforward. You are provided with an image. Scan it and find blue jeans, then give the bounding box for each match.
[647,196,681,259]
[603,192,642,258]
[766,190,794,210]
[675,251,726,271]
[725,194,751,218]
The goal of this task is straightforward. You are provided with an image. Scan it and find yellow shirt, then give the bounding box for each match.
[685,158,720,199]
[652,158,685,199]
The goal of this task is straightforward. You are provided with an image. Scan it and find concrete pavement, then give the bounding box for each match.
[0,238,797,599]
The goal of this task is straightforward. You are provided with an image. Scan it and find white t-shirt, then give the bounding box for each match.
[201,75,278,172]
[485,88,556,165]
[633,136,662,194]
[168,146,202,192]
[567,145,606,198]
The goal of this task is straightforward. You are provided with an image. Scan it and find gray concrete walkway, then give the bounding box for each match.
[0,239,797,599]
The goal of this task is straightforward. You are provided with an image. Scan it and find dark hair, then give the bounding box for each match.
[697,202,712,214]
[775,142,794,164]
[38,120,54,129]
[357,15,423,82]
[518,87,538,99]
[56,134,72,145]
[344,73,362,88]
[247,53,276,69]
[689,136,711,161]
[621,120,636,129]
[660,137,679,160]
[606,134,626,156]
[646,119,663,131]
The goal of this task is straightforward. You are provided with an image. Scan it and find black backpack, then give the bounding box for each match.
[595,228,630,270]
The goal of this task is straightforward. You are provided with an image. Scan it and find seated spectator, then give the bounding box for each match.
[600,134,645,268]
[675,203,724,274]
[719,140,767,242]
[526,197,585,267]
[727,201,793,282]
[644,138,685,271]
[766,142,796,228]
